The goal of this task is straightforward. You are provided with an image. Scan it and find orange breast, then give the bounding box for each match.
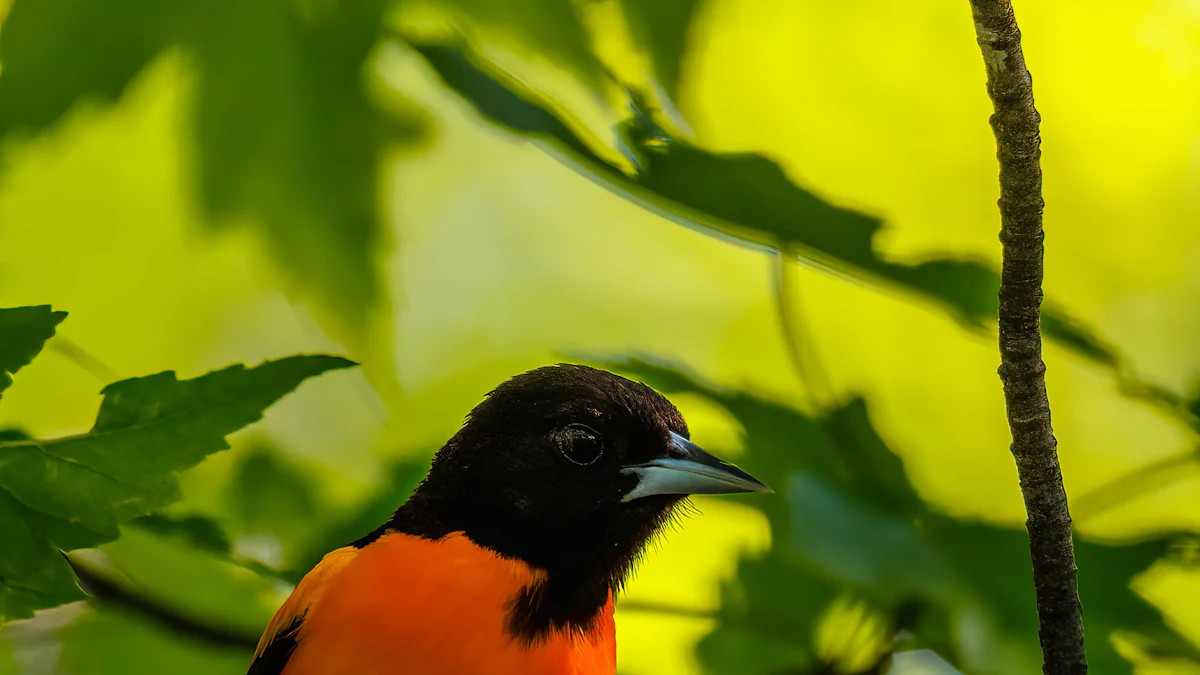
[260,532,616,675]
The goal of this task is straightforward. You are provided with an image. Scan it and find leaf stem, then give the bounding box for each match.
[967,1,1087,673]
[67,555,258,651]
[773,251,834,408]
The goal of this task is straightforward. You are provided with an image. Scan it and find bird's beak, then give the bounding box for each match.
[621,432,773,502]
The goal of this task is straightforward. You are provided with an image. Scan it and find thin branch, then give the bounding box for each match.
[967,2,1087,674]
[67,555,259,651]
[1071,450,1199,522]
[773,251,834,408]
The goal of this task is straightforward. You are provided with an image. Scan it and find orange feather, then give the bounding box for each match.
[254,532,616,675]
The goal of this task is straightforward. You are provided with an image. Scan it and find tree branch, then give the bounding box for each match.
[967,1,1086,673]
[67,555,259,652]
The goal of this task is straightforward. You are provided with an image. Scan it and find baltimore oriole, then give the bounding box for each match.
[249,364,770,674]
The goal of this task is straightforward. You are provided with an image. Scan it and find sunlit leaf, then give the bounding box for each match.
[410,41,1114,350]
[618,0,704,95]
[0,355,353,623]
[423,0,604,85]
[0,305,67,398]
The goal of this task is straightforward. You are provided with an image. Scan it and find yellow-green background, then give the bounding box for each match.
[1,0,1198,673]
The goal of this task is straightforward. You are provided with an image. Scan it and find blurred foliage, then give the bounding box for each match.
[0,0,423,336]
[2,0,1200,674]
[410,39,1138,386]
[611,358,1200,675]
[0,306,352,621]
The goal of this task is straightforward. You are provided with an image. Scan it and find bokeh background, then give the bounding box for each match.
[1,0,1199,673]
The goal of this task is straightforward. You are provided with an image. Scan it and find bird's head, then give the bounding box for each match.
[388,364,770,637]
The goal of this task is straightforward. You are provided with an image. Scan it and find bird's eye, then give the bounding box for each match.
[559,424,603,466]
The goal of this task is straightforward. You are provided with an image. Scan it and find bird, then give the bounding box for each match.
[248,363,771,675]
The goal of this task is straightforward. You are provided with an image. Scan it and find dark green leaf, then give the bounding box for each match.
[1041,308,1120,368]
[0,355,353,622]
[0,0,180,139]
[0,490,84,622]
[0,355,355,535]
[697,552,839,675]
[223,439,319,542]
[0,430,31,442]
[414,43,995,327]
[0,306,67,398]
[410,42,605,162]
[787,473,955,603]
[618,0,705,95]
[413,42,1140,382]
[130,514,232,557]
[188,0,425,333]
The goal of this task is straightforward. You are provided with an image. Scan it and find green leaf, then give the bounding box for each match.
[0,0,426,335]
[424,0,604,85]
[187,0,425,333]
[0,306,67,398]
[697,552,840,675]
[0,355,354,535]
[1041,308,1120,368]
[618,0,705,95]
[0,0,180,138]
[0,354,353,623]
[412,42,996,328]
[787,472,955,603]
[223,439,319,543]
[0,490,84,622]
[130,514,232,557]
[412,42,1135,382]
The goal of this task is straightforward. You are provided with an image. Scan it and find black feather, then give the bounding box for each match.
[247,614,305,675]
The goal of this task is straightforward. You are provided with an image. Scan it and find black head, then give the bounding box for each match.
[374,364,769,640]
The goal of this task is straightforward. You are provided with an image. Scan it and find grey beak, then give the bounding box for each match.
[621,432,773,502]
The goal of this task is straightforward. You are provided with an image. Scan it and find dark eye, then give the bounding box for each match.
[558,424,603,466]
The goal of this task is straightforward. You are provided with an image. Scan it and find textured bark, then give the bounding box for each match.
[967,1,1087,674]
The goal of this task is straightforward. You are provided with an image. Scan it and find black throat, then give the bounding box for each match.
[352,486,679,643]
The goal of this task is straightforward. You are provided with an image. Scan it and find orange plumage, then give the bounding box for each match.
[254,532,615,675]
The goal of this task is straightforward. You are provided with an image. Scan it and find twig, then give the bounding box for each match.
[1071,450,1199,522]
[967,1,1087,673]
[773,251,833,407]
[67,555,259,651]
